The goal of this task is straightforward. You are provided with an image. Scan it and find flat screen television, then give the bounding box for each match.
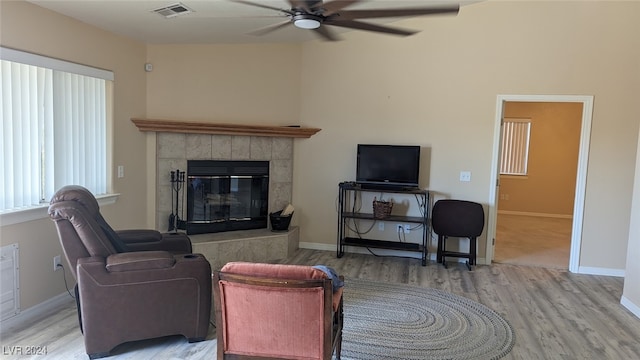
[356,144,421,189]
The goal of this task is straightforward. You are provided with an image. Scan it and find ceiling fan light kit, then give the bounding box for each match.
[233,0,459,41]
[293,15,322,29]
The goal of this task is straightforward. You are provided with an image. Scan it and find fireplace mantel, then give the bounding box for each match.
[132,118,321,138]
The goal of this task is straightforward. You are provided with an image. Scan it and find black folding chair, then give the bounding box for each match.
[432,199,485,270]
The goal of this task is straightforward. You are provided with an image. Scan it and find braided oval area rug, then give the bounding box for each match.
[339,279,515,360]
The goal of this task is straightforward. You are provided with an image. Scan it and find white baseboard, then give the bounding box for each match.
[497,210,572,219]
[621,296,640,319]
[0,292,74,337]
[299,242,335,252]
[577,266,625,277]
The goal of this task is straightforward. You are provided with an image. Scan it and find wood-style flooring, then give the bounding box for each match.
[495,214,572,269]
[1,249,639,359]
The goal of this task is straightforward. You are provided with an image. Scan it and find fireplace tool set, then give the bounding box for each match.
[168,169,186,233]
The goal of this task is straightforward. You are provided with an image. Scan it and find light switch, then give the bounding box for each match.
[117,165,124,178]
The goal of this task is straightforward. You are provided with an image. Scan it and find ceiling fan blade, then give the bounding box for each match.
[321,0,361,16]
[313,25,340,41]
[231,0,294,15]
[248,20,293,36]
[287,0,311,12]
[325,19,417,36]
[336,5,459,20]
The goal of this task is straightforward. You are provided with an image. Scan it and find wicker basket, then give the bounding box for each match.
[373,197,393,219]
[270,210,293,232]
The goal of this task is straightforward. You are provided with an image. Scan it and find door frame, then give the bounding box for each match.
[486,94,594,273]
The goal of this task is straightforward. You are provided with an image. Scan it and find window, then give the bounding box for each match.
[0,47,113,212]
[500,118,531,176]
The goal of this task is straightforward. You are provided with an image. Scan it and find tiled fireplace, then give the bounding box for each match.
[134,118,320,269]
[155,132,297,270]
[156,132,294,233]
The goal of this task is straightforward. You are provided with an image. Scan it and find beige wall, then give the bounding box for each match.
[2,0,640,313]
[0,1,147,309]
[499,102,582,216]
[294,0,640,270]
[146,44,301,123]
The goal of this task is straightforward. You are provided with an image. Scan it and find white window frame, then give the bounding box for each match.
[0,47,117,225]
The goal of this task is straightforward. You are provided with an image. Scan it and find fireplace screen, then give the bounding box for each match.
[186,160,269,235]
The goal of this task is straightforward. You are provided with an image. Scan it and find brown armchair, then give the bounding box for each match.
[48,185,212,359]
[213,262,344,360]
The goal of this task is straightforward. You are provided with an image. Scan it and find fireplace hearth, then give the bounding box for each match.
[186,160,269,235]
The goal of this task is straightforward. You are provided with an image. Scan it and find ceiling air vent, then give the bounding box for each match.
[151,3,194,18]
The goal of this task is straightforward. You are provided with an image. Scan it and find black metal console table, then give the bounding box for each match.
[336,182,431,266]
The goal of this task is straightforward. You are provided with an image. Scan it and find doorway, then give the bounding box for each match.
[495,101,581,269]
[486,95,594,273]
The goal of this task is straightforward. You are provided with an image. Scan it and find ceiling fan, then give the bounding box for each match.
[232,0,459,41]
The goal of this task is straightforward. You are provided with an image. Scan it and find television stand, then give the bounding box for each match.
[336,182,431,266]
[356,183,419,192]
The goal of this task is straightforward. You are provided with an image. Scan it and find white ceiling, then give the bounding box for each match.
[25,0,463,44]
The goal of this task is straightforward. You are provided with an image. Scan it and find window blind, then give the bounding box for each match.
[0,47,112,212]
[500,118,531,175]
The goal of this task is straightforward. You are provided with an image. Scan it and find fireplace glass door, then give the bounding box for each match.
[186,160,269,234]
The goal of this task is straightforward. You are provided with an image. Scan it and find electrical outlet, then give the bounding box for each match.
[459,171,471,182]
[404,224,411,234]
[54,255,62,271]
[117,165,124,178]
[378,222,384,231]
[396,224,404,233]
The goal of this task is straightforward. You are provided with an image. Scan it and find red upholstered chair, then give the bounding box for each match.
[213,262,344,360]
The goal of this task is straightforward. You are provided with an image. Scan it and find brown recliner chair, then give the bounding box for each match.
[48,185,212,359]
